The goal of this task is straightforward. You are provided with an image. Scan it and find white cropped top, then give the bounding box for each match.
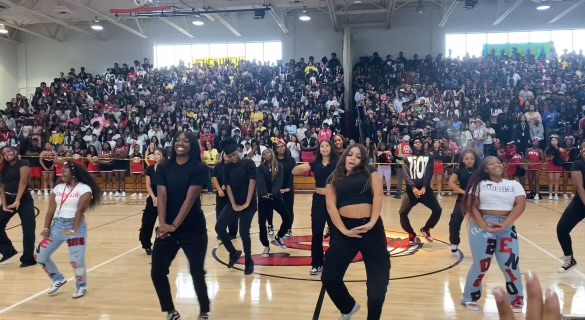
[474,179,525,211]
[53,183,93,218]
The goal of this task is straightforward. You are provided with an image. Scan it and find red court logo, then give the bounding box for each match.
[234,234,422,266]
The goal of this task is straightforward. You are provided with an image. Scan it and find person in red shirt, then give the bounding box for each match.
[317,123,332,143]
[526,138,544,199]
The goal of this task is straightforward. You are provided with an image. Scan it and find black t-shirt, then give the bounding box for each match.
[310,160,335,188]
[1,160,30,194]
[224,158,257,207]
[571,158,585,188]
[146,165,158,197]
[455,166,475,201]
[278,156,296,190]
[155,160,207,232]
[212,162,225,187]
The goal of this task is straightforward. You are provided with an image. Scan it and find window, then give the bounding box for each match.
[466,33,487,58]
[551,30,573,54]
[508,32,529,44]
[154,41,282,67]
[487,33,507,44]
[529,31,550,43]
[573,30,585,54]
[445,34,466,58]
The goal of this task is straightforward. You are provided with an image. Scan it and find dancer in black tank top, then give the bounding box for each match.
[292,140,339,275]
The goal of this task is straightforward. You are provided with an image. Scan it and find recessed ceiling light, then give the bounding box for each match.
[299,9,311,21]
[536,4,550,10]
[192,20,204,26]
[354,0,363,3]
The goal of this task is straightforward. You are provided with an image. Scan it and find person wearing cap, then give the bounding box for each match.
[393,135,412,199]
[526,137,544,200]
[399,137,442,245]
[215,137,257,275]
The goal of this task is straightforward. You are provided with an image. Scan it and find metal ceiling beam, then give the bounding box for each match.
[336,8,387,15]
[548,0,585,23]
[262,1,288,34]
[385,0,396,29]
[326,0,338,31]
[0,36,19,44]
[0,22,61,41]
[0,0,96,37]
[63,0,148,39]
[438,0,457,27]
[159,17,195,38]
[192,0,241,36]
[492,0,524,26]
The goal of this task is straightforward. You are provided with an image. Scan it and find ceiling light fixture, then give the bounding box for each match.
[536,4,550,10]
[299,8,311,21]
[192,19,204,26]
[90,18,103,31]
[0,24,8,34]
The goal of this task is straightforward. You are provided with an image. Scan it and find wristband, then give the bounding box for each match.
[171,223,177,230]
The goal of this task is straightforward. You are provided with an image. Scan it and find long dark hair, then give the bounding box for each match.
[154,148,166,165]
[461,156,501,214]
[315,139,339,166]
[458,149,481,170]
[169,131,201,163]
[327,143,373,187]
[64,161,102,208]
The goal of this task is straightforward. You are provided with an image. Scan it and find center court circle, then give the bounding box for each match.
[212,228,464,281]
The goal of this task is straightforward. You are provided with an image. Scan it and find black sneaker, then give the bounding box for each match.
[167,311,181,320]
[408,234,419,246]
[244,259,254,275]
[0,249,18,264]
[267,225,274,236]
[228,250,242,268]
[559,255,577,273]
[420,227,433,242]
[198,313,209,320]
[145,248,152,255]
[272,236,287,249]
[284,229,292,239]
[20,261,37,268]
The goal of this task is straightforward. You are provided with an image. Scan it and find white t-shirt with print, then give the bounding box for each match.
[53,182,93,219]
[475,179,525,211]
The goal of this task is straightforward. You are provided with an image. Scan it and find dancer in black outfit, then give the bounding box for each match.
[0,146,37,267]
[215,137,257,275]
[292,140,339,276]
[211,154,237,239]
[139,148,164,255]
[257,148,291,257]
[557,141,585,273]
[274,139,296,238]
[447,149,480,255]
[322,144,389,320]
[399,137,442,245]
[151,132,210,320]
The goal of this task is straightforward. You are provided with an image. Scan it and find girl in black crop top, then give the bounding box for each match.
[447,149,480,254]
[321,143,390,319]
[292,140,339,275]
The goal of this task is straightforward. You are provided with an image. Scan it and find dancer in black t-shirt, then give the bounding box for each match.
[212,154,238,239]
[275,139,296,238]
[151,132,210,320]
[139,148,164,255]
[215,138,257,275]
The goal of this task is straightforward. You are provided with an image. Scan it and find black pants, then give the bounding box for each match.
[322,217,390,320]
[139,197,158,249]
[557,197,585,256]
[151,229,210,313]
[215,203,256,258]
[216,194,237,238]
[269,190,295,230]
[448,200,464,245]
[258,197,291,247]
[311,193,331,268]
[398,188,442,235]
[0,194,36,263]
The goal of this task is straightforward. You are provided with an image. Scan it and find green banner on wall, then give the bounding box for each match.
[483,42,554,56]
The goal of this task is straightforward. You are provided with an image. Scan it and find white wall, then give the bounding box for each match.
[0,40,18,105]
[15,13,342,96]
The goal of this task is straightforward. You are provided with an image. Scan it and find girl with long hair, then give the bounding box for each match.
[256,149,291,257]
[139,148,164,255]
[447,150,480,255]
[556,141,585,273]
[526,137,544,200]
[130,144,144,198]
[151,132,211,320]
[99,142,114,197]
[292,140,339,275]
[430,140,446,199]
[545,135,563,200]
[39,142,56,196]
[86,145,100,180]
[0,146,37,267]
[35,162,101,298]
[112,139,127,197]
[460,156,526,312]
[322,143,389,319]
[215,137,257,275]
[275,139,296,238]
[333,134,346,155]
[376,142,393,196]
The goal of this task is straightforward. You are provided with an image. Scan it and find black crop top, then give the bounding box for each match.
[310,160,335,188]
[335,167,377,208]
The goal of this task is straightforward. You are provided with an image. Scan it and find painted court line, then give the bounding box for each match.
[518,233,585,280]
[0,210,216,315]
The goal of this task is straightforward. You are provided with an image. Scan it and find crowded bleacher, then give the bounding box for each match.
[2,47,585,198]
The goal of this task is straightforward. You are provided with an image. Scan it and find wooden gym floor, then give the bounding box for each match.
[0,194,584,320]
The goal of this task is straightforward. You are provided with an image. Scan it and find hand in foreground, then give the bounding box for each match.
[41,228,51,238]
[484,222,505,233]
[235,202,250,212]
[352,222,375,232]
[494,271,561,320]
[157,224,176,238]
[6,201,20,211]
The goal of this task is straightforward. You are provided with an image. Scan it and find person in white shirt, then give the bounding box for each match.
[35,162,101,299]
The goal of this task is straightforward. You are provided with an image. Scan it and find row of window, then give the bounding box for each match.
[445,30,585,58]
[153,42,283,68]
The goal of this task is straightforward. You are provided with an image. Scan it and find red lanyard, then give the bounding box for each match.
[59,184,78,211]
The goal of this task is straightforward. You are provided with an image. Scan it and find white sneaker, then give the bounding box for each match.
[108,191,113,197]
[549,194,553,200]
[559,255,577,273]
[114,191,120,197]
[262,247,270,257]
[554,194,559,201]
[121,191,126,197]
[310,266,323,275]
[138,193,143,198]
[48,278,67,295]
[30,190,35,196]
[563,193,569,200]
[437,194,444,200]
[103,191,107,197]
[131,193,137,199]
[72,286,87,299]
[37,190,42,196]
[44,190,49,196]
[339,303,360,319]
[534,194,540,200]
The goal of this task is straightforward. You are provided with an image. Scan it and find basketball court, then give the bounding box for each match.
[0,194,583,319]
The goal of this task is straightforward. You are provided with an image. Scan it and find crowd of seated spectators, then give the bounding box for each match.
[0,53,346,197]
